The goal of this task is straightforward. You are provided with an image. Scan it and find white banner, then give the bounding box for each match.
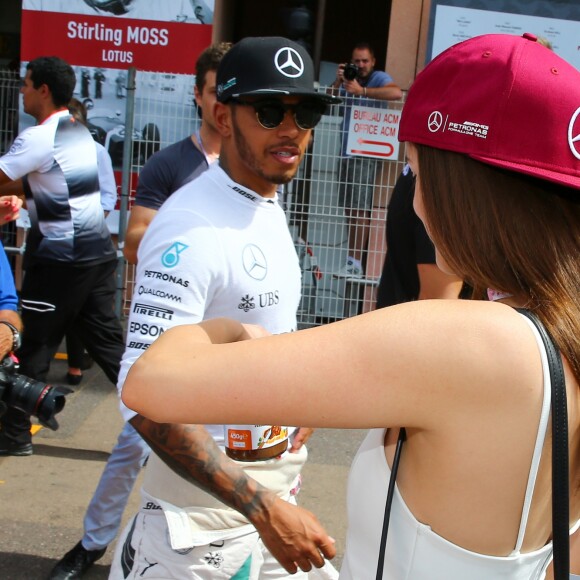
[431,5,580,70]
[345,105,401,160]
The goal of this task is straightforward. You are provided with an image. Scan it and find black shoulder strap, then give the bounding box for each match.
[376,428,405,580]
[517,309,569,579]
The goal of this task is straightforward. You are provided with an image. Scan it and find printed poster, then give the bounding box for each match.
[19,0,215,201]
[428,2,580,70]
[345,104,401,160]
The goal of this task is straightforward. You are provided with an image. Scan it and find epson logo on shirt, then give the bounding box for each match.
[129,322,166,338]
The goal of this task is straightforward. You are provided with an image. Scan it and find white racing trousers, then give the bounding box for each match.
[109,492,338,579]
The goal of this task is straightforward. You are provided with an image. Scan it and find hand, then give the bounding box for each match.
[251,494,336,574]
[0,196,22,223]
[240,323,271,340]
[334,63,345,87]
[0,324,13,359]
[343,79,363,96]
[289,427,314,453]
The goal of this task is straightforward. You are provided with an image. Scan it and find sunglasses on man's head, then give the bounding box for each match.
[230,98,326,130]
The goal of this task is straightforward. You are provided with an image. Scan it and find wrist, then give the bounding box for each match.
[0,320,21,351]
[245,488,277,526]
[363,87,367,97]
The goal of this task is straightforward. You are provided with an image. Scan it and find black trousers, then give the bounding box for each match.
[0,259,125,444]
[65,327,87,369]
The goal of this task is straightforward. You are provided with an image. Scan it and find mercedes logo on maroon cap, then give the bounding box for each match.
[568,107,580,160]
[428,111,444,133]
[274,47,304,79]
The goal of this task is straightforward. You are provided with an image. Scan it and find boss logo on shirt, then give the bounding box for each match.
[231,185,257,202]
[128,341,150,351]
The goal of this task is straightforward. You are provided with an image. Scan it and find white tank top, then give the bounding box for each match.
[341,315,580,579]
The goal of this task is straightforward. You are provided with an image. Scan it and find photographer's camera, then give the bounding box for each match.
[0,355,71,430]
[343,62,359,81]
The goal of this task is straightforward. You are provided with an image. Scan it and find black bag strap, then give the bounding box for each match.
[375,310,569,579]
[376,428,405,580]
[518,309,569,579]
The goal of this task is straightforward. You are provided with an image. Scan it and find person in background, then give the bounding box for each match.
[63,97,118,386]
[109,36,340,579]
[49,43,231,580]
[376,164,464,307]
[122,33,580,579]
[328,41,403,279]
[123,42,230,264]
[0,196,25,452]
[0,56,124,458]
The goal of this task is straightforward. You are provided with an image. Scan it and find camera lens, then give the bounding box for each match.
[343,63,359,81]
[0,357,72,431]
[7,374,71,430]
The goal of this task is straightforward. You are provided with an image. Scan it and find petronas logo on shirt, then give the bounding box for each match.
[238,295,255,312]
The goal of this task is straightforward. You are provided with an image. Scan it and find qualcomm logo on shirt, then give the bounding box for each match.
[161,242,188,268]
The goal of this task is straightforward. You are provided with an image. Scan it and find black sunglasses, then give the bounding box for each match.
[230,98,326,130]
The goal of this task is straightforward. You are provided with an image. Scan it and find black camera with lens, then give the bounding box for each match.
[0,355,71,431]
[343,62,359,81]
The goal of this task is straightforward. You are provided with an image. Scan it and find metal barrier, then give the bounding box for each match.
[0,68,407,328]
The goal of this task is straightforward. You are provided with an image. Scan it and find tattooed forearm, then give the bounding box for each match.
[129,415,272,521]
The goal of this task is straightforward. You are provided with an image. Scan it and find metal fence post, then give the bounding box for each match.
[115,67,137,319]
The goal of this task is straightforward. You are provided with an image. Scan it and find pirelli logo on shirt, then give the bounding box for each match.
[133,302,174,321]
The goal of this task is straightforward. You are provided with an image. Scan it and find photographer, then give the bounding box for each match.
[0,56,125,458]
[328,42,403,280]
[0,196,26,454]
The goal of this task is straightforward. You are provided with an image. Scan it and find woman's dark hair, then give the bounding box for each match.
[26,56,76,108]
[415,144,580,384]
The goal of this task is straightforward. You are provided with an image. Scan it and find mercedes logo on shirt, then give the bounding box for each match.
[428,111,444,133]
[568,107,580,160]
[275,47,304,79]
[242,244,268,280]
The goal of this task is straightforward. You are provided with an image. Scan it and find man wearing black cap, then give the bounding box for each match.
[104,37,340,579]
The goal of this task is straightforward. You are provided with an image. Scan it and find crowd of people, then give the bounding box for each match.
[0,29,578,580]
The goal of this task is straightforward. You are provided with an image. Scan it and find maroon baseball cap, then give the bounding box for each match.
[399,33,580,189]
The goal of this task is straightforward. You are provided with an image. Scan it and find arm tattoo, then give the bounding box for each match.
[130,415,271,520]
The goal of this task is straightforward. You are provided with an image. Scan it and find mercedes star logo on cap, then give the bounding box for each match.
[274,47,304,79]
[428,111,444,133]
[568,107,580,160]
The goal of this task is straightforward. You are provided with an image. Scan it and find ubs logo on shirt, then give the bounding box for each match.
[238,291,279,313]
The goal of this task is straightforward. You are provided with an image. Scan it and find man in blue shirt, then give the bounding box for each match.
[329,42,402,279]
[0,198,26,453]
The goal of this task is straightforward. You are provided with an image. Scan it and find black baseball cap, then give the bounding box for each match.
[216,36,341,105]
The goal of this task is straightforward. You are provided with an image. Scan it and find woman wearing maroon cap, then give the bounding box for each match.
[121,34,580,579]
